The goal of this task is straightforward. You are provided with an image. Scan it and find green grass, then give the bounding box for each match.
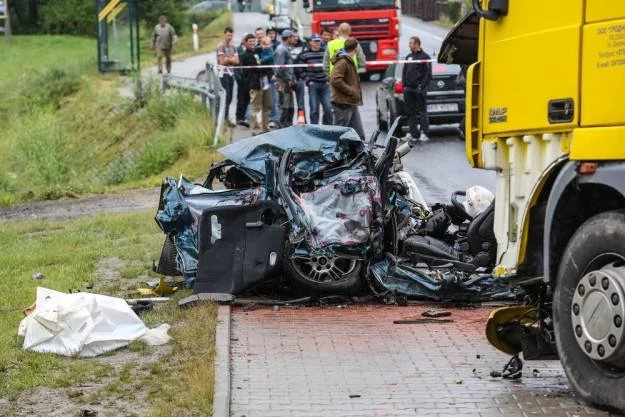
[0,212,217,416]
[0,24,232,206]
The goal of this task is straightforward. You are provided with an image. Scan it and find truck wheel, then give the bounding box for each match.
[554,210,625,412]
[284,244,363,294]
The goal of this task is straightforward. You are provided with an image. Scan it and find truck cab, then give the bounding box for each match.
[288,0,400,72]
[440,1,625,411]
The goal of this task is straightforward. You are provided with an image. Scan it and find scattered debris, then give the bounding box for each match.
[533,369,541,378]
[476,354,481,359]
[177,292,235,308]
[129,300,153,316]
[31,272,44,280]
[502,355,523,379]
[153,276,178,296]
[272,305,280,311]
[422,309,451,318]
[349,394,361,399]
[127,297,170,303]
[393,318,454,324]
[81,408,98,417]
[455,379,463,384]
[489,355,524,379]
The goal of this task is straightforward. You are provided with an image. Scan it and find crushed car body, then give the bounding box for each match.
[154,124,522,302]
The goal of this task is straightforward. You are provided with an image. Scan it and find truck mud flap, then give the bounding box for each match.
[195,201,287,294]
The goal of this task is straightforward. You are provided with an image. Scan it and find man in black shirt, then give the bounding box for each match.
[402,36,432,142]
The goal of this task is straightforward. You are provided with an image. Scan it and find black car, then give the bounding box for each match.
[375,63,465,133]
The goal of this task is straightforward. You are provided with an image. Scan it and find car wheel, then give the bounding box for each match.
[553,210,625,412]
[284,244,363,294]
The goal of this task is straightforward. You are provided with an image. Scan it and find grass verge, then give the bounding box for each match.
[0,10,233,207]
[0,212,217,416]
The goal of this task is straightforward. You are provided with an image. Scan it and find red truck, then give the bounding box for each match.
[288,0,400,73]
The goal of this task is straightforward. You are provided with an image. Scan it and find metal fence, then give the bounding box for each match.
[160,63,226,146]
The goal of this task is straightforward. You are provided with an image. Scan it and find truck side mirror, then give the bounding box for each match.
[472,0,508,21]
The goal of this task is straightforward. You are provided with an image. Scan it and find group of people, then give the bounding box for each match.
[216,22,433,141]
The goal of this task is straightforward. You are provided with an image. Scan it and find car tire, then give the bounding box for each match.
[284,243,363,294]
[155,236,180,276]
[553,210,625,412]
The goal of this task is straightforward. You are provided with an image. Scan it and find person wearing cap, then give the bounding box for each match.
[274,29,297,127]
[323,22,366,78]
[297,34,332,125]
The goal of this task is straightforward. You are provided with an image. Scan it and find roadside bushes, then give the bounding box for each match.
[22,68,83,109]
[40,0,96,35]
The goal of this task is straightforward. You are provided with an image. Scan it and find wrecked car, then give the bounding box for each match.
[154,121,522,302]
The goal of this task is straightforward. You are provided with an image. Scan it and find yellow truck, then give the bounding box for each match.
[439,0,625,411]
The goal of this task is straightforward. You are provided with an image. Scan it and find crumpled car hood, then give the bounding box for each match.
[218,125,364,176]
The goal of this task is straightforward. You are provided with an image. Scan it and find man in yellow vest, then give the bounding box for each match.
[322,22,367,78]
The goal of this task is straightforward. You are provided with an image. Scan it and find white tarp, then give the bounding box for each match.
[18,287,170,357]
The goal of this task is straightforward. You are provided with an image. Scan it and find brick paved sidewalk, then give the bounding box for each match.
[230,305,618,417]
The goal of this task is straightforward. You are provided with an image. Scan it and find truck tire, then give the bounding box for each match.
[553,210,625,412]
[284,244,363,294]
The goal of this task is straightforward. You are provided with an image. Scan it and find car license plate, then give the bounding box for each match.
[427,103,458,113]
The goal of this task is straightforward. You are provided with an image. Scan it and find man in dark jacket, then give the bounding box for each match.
[330,38,365,140]
[402,36,432,142]
[240,34,266,134]
[274,30,297,127]
[235,33,251,127]
[298,34,332,125]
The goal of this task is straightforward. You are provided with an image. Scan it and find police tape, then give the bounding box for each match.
[220,58,437,70]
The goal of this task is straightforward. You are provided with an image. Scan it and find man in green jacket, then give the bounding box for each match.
[330,38,365,140]
[152,16,177,74]
[323,22,366,78]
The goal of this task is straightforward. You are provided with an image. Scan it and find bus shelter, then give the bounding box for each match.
[97,0,140,73]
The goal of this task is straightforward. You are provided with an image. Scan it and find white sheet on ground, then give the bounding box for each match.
[18,287,170,357]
